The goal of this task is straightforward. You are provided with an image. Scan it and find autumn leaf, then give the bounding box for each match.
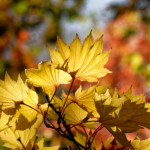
[64,103,88,125]
[75,129,87,148]
[75,86,99,117]
[34,137,60,150]
[131,137,150,150]
[0,73,27,109]
[49,32,111,82]
[52,96,88,125]
[41,145,60,150]
[26,61,72,95]
[40,103,58,121]
[0,111,9,131]
[11,87,43,130]
[0,73,28,131]
[94,89,150,148]
[47,36,70,67]
[20,86,41,122]
[75,129,96,150]
[0,127,37,150]
[34,137,45,150]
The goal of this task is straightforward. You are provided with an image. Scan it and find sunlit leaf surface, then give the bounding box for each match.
[0,73,27,109]
[26,61,72,95]
[49,32,111,82]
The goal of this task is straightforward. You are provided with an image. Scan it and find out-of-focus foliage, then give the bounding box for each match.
[101,11,150,98]
[0,0,85,77]
[109,0,150,22]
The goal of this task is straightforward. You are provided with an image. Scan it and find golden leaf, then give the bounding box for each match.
[26,61,72,95]
[0,73,27,109]
[49,32,110,82]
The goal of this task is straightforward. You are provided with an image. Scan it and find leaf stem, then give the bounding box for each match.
[44,87,57,124]
[45,95,85,150]
[22,103,44,117]
[18,137,26,150]
[61,101,76,116]
[88,124,103,146]
[61,78,75,115]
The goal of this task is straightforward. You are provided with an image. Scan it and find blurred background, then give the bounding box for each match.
[0,0,150,148]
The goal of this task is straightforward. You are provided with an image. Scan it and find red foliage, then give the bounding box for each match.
[101,11,150,95]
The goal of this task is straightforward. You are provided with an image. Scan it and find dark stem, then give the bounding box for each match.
[61,78,75,115]
[18,137,26,150]
[82,126,88,148]
[44,87,57,124]
[88,124,103,146]
[22,103,44,117]
[45,95,85,150]
[61,101,76,116]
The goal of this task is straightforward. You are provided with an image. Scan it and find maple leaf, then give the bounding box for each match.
[0,73,27,109]
[94,89,150,148]
[75,86,99,117]
[20,86,41,122]
[75,129,87,147]
[131,137,150,150]
[41,145,60,150]
[15,86,43,130]
[0,127,37,150]
[40,102,58,121]
[52,96,88,125]
[64,103,88,125]
[75,129,96,149]
[0,110,9,131]
[32,137,60,150]
[0,73,28,131]
[48,32,111,82]
[26,61,72,95]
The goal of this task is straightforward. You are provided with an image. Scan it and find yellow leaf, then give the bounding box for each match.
[68,34,82,72]
[34,137,44,149]
[48,48,64,66]
[0,127,37,150]
[106,126,133,149]
[51,95,89,125]
[75,129,96,150]
[26,61,72,95]
[7,101,43,130]
[48,32,110,82]
[75,86,99,117]
[40,103,58,121]
[132,137,150,150]
[48,36,70,67]
[57,36,70,61]
[0,111,9,131]
[75,129,87,148]
[94,89,150,148]
[0,73,27,109]
[20,86,41,122]
[41,145,60,150]
[76,50,111,81]
[64,103,88,125]
[0,105,20,131]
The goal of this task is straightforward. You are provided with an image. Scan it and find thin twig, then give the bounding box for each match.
[61,78,75,115]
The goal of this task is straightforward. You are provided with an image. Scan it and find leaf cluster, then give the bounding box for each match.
[0,32,150,150]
